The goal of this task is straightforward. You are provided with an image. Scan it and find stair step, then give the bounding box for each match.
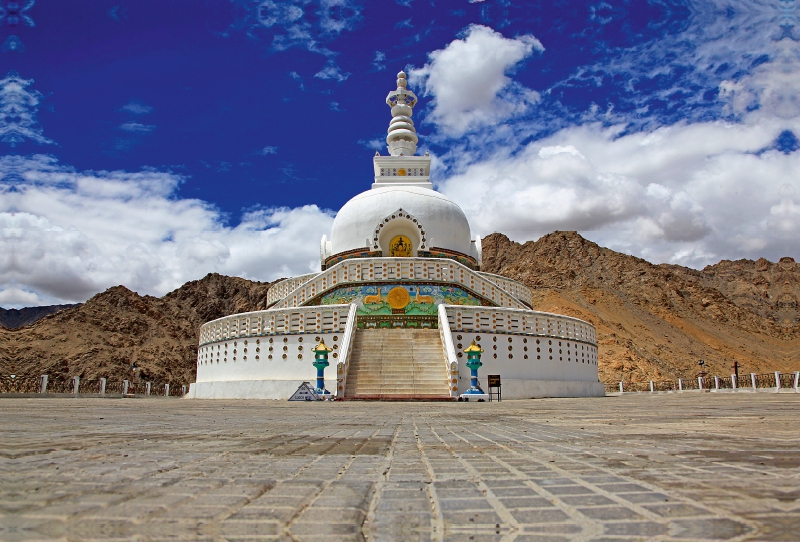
[343,329,451,399]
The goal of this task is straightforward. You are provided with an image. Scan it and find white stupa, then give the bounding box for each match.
[188,72,603,400]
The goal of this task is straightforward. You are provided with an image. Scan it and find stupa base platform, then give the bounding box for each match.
[340,394,456,401]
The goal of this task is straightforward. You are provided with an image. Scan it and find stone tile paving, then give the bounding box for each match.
[1,393,798,541]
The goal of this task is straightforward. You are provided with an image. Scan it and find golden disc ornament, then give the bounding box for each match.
[386,287,411,310]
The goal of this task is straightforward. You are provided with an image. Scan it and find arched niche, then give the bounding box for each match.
[371,208,427,257]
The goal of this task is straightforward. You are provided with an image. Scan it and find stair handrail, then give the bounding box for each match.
[438,304,459,398]
[335,303,359,398]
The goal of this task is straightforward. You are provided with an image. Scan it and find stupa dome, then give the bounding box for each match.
[329,185,472,257]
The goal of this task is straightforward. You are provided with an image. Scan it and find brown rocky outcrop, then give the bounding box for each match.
[0,274,273,384]
[2,232,798,386]
[481,231,799,383]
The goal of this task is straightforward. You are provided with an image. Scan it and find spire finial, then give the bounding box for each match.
[385,70,418,156]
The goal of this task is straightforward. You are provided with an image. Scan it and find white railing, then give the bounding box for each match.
[199,304,352,346]
[438,304,459,397]
[335,303,359,398]
[443,305,597,345]
[267,272,320,305]
[271,257,528,310]
[477,272,532,306]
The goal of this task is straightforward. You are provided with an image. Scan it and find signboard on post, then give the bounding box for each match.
[488,375,501,402]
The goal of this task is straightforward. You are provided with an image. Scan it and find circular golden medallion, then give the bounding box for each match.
[386,287,411,310]
[397,168,407,176]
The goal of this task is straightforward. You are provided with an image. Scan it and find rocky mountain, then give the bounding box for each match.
[481,231,799,383]
[2,232,797,385]
[0,274,273,384]
[0,304,81,329]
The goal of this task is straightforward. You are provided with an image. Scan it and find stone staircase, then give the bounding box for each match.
[344,328,453,400]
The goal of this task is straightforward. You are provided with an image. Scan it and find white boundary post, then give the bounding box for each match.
[650,381,654,392]
[751,373,757,390]
[100,378,106,395]
[775,371,781,390]
[164,383,170,396]
[40,375,48,394]
[123,379,130,395]
[794,371,799,391]
[145,382,151,395]
[698,376,703,390]
[714,376,720,390]
[678,378,683,391]
[731,374,737,389]
[72,376,80,395]
[619,381,623,393]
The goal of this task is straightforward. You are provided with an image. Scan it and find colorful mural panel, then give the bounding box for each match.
[318,283,483,316]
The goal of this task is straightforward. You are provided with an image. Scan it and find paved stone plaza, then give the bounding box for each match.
[2,393,798,541]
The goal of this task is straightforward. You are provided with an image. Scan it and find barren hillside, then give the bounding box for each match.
[482,231,799,383]
[2,232,797,385]
[0,274,273,384]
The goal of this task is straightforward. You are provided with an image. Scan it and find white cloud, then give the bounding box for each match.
[240,0,361,56]
[314,60,350,82]
[120,101,153,115]
[258,145,278,155]
[372,50,386,71]
[409,25,543,136]
[0,155,333,307]
[0,71,55,147]
[439,112,799,267]
[119,122,155,133]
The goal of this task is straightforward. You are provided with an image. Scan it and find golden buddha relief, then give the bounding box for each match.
[389,235,412,257]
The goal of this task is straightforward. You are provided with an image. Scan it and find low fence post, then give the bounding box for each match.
[714,376,720,391]
[619,381,623,393]
[698,376,703,390]
[775,371,781,390]
[164,383,170,396]
[100,378,106,395]
[40,375,48,394]
[751,373,757,390]
[794,371,799,391]
[731,374,737,389]
[678,378,683,391]
[123,379,130,395]
[145,382,151,396]
[649,381,654,392]
[72,376,80,395]
[181,385,187,396]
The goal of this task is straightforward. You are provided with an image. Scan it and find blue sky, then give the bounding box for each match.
[1,0,798,307]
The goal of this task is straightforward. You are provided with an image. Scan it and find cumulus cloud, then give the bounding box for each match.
[440,114,798,267]
[0,155,333,307]
[409,25,543,136]
[0,71,54,147]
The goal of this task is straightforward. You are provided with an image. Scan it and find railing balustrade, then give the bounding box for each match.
[270,258,529,311]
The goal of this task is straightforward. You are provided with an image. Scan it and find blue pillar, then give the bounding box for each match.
[463,340,486,397]
[312,340,332,396]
